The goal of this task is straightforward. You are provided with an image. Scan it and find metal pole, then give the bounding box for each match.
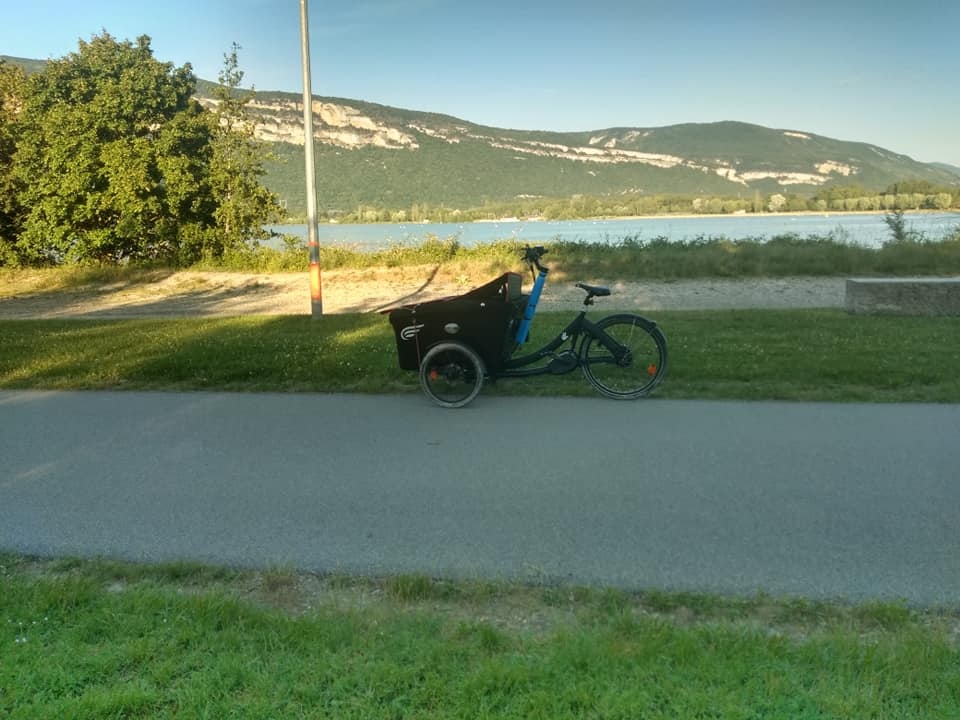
[300,0,322,317]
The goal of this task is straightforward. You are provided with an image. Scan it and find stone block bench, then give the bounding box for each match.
[845,278,960,316]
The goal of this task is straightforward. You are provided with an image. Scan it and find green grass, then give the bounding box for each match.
[222,232,960,279]
[1,310,958,401]
[7,232,958,278]
[2,554,957,719]
[551,232,960,279]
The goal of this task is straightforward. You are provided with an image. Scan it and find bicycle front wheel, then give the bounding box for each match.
[581,314,667,399]
[418,341,485,408]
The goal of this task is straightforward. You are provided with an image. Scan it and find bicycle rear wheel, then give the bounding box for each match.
[418,341,485,408]
[581,314,667,399]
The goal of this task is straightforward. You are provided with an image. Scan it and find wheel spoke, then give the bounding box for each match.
[419,342,485,408]
[581,315,667,399]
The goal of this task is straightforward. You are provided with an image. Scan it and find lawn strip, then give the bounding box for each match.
[2,310,958,401]
[2,554,957,719]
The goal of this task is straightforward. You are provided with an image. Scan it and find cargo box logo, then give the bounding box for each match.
[400,323,425,340]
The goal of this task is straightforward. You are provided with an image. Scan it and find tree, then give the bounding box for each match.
[0,61,26,265]
[206,43,282,257]
[12,33,215,264]
[885,180,949,196]
[883,209,920,243]
[932,193,953,210]
[767,193,786,212]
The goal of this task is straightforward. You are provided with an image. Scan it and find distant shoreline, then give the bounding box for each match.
[279,209,959,227]
[265,211,960,251]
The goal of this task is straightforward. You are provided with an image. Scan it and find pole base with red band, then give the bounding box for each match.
[309,260,323,318]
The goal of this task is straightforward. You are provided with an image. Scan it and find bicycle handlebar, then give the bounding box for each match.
[522,245,549,273]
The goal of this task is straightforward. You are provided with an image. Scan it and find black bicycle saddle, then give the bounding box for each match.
[575,282,611,297]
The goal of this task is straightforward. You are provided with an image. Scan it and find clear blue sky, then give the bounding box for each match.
[3,0,958,166]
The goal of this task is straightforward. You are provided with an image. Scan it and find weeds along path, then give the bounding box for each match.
[0,269,847,319]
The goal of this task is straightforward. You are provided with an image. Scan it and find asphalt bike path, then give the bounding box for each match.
[1,390,957,605]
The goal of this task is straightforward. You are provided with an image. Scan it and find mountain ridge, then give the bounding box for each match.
[186,83,958,214]
[4,54,957,215]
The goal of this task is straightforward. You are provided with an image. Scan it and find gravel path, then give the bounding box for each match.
[0,269,846,319]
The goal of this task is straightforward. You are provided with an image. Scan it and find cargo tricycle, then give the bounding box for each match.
[386,246,667,407]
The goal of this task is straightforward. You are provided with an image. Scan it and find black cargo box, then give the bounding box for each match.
[387,273,526,372]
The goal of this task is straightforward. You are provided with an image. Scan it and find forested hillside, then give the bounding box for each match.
[188,85,957,218]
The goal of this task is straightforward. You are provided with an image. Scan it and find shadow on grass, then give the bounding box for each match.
[0,315,418,394]
[2,311,959,401]
[127,315,416,394]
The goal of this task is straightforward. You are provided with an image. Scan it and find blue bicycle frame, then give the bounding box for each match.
[514,264,548,344]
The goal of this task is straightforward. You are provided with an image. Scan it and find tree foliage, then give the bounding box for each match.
[325,186,959,226]
[10,34,211,264]
[2,33,281,267]
[207,43,282,256]
[0,61,26,264]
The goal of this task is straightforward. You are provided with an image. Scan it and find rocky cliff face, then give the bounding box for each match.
[201,97,866,187]
[197,97,419,149]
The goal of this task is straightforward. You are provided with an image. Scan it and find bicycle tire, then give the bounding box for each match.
[418,341,485,408]
[580,314,668,399]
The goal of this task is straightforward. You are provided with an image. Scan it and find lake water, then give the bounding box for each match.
[268,212,960,250]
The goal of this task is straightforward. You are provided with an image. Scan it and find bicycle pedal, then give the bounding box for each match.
[546,351,578,374]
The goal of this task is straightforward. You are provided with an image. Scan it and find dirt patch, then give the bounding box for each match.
[0,267,846,319]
